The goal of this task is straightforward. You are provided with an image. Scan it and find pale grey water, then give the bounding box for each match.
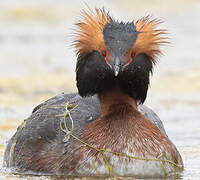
[0,1,200,179]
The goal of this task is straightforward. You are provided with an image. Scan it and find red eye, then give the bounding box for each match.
[131,51,136,59]
[102,50,107,57]
[125,51,136,67]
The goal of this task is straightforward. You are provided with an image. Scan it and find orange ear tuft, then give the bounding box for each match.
[134,16,169,64]
[74,8,110,55]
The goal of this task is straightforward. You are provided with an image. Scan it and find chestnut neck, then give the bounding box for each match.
[98,88,137,118]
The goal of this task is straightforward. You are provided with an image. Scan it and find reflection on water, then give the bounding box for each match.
[0,0,200,179]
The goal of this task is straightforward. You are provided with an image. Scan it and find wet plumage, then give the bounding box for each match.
[4,7,183,178]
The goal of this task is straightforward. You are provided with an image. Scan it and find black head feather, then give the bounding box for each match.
[118,53,153,104]
[76,51,115,97]
[103,19,138,57]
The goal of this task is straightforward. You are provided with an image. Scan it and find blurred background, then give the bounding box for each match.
[0,0,200,179]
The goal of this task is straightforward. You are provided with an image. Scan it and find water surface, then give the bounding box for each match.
[0,1,200,179]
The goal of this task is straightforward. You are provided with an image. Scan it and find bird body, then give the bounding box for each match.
[4,92,181,178]
[74,90,182,178]
[3,7,183,178]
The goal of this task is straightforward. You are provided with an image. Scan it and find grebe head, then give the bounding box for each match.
[102,19,138,76]
[74,8,168,103]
